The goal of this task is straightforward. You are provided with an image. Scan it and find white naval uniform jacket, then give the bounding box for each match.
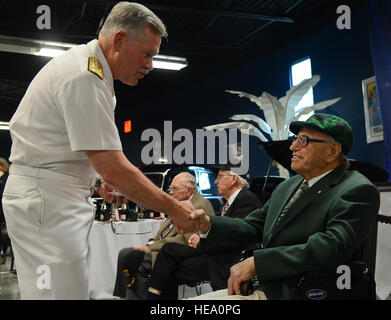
[3,40,122,299]
[9,39,122,176]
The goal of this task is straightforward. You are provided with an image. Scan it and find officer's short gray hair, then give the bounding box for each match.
[99,2,167,40]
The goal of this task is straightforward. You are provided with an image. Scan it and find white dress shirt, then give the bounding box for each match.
[200,187,243,238]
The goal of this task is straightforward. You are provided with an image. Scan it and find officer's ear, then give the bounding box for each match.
[113,30,127,52]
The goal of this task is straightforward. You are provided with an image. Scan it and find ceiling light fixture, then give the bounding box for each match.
[153,55,188,70]
[0,35,187,70]
[0,35,75,57]
[0,121,10,131]
[38,47,68,57]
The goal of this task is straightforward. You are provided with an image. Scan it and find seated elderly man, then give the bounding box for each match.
[183,113,380,300]
[113,172,214,299]
[146,166,263,299]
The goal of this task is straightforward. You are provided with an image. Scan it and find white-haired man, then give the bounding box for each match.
[113,172,214,299]
[3,2,193,300]
[146,165,263,299]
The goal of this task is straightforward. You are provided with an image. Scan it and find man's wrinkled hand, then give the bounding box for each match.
[98,182,129,205]
[190,209,210,234]
[227,257,256,296]
[170,200,198,234]
[172,207,211,235]
[188,233,200,248]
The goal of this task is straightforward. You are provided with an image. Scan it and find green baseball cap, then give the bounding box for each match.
[289,113,354,154]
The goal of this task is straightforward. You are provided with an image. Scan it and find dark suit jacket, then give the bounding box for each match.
[200,187,262,254]
[204,187,263,288]
[223,187,263,219]
[202,166,380,299]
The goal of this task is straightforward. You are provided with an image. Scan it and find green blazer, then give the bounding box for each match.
[203,166,380,299]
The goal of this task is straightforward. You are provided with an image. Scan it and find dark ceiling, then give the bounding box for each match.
[0,0,367,121]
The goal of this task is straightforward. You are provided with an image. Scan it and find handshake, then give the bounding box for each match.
[98,180,211,234]
[167,200,257,297]
[169,200,211,235]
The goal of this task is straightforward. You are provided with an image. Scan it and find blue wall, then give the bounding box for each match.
[121,6,384,180]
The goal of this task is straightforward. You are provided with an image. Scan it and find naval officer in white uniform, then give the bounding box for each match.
[2,2,195,299]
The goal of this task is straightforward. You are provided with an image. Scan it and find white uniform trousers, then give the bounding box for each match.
[2,165,95,299]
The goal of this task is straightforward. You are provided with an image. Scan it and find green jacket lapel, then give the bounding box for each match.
[267,176,303,232]
[267,166,346,245]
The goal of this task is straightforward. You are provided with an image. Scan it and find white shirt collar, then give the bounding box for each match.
[306,170,333,188]
[226,187,243,206]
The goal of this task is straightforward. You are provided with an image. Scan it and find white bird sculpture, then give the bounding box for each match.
[204,75,341,178]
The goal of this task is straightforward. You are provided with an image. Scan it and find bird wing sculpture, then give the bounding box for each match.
[225,90,263,109]
[203,75,341,179]
[203,121,269,142]
[230,114,272,134]
[294,97,341,121]
[279,75,321,125]
[259,92,285,140]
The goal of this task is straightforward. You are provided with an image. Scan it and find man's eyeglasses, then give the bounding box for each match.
[291,135,335,147]
[168,186,188,192]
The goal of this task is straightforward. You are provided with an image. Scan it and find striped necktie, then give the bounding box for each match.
[285,181,309,210]
[221,202,230,216]
[276,180,309,225]
[160,223,174,239]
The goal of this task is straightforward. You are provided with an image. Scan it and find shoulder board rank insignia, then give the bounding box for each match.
[88,57,104,80]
